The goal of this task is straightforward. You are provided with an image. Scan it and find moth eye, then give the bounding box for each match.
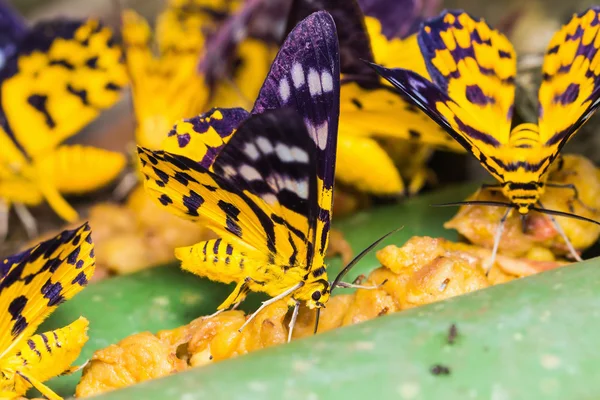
[311,291,321,301]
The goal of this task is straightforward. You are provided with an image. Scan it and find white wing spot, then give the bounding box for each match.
[262,193,278,205]
[240,164,262,181]
[243,142,260,161]
[321,70,333,92]
[290,146,309,163]
[279,78,291,102]
[222,165,236,177]
[295,178,309,199]
[275,143,294,162]
[292,63,305,89]
[308,68,322,96]
[316,122,328,150]
[256,136,274,154]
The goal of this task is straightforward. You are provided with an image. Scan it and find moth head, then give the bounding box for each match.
[298,277,330,309]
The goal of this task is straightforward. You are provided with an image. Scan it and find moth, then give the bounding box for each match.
[139,11,391,340]
[0,3,128,240]
[370,8,600,268]
[285,0,464,196]
[122,1,275,152]
[115,3,275,198]
[0,223,96,400]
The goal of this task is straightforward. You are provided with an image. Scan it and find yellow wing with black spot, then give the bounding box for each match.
[370,10,517,182]
[538,7,600,156]
[139,109,319,271]
[0,18,127,160]
[418,10,516,145]
[161,107,249,163]
[0,223,95,358]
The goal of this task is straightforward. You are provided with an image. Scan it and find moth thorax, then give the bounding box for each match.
[508,123,541,148]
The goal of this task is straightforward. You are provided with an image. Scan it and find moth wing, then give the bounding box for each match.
[38,145,126,195]
[0,223,95,357]
[370,63,506,182]
[0,0,27,69]
[0,19,127,159]
[161,107,250,167]
[253,11,340,262]
[139,109,318,267]
[538,7,600,156]
[418,9,516,144]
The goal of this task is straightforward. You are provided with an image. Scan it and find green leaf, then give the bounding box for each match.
[41,183,600,399]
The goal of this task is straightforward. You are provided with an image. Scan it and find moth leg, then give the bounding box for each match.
[334,279,388,290]
[216,278,252,311]
[0,199,8,242]
[112,171,139,200]
[486,207,511,275]
[16,371,61,400]
[288,300,300,343]
[13,203,37,238]
[407,166,437,196]
[238,282,304,333]
[545,182,598,214]
[537,201,583,262]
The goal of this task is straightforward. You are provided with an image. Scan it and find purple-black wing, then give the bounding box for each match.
[285,0,375,81]
[0,0,26,70]
[357,0,440,39]
[253,11,340,194]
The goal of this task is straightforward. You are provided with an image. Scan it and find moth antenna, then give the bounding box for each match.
[431,200,516,208]
[530,206,600,226]
[329,227,402,293]
[486,207,511,274]
[534,202,584,262]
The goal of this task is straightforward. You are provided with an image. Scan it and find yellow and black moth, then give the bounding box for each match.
[139,12,393,340]
[370,9,600,268]
[0,7,128,240]
[0,223,95,400]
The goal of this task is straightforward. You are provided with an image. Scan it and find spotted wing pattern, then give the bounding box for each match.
[537,7,600,155]
[162,107,249,166]
[0,223,95,355]
[285,0,375,81]
[418,10,516,145]
[138,109,318,281]
[0,18,127,160]
[252,10,339,261]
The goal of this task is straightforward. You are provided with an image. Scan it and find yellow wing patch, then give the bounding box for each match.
[161,108,249,163]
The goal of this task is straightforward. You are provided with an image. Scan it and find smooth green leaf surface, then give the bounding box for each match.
[39,183,599,399]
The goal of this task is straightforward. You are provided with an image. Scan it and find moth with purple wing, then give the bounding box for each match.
[369,8,600,270]
[139,11,396,340]
[285,0,464,197]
